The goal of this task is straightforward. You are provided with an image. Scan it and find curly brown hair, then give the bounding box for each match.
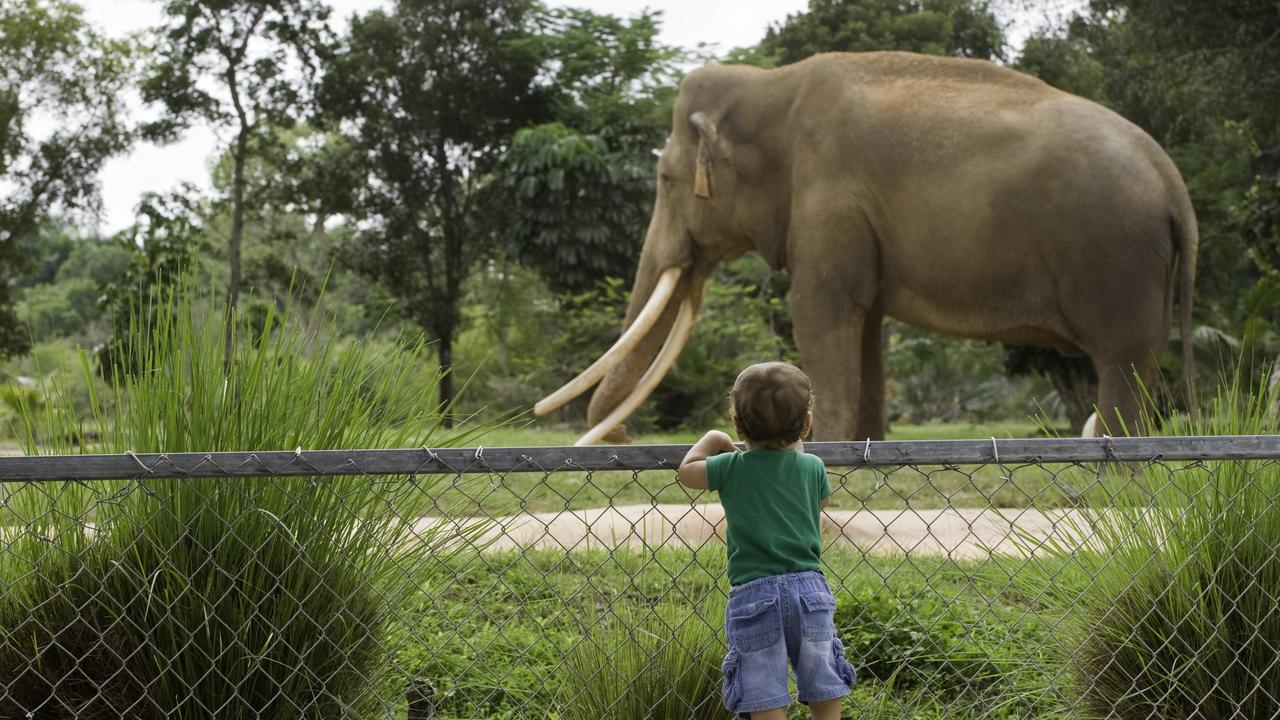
[730,362,814,449]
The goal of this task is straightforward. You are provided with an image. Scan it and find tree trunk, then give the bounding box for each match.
[224,62,251,374]
[434,143,463,431]
[222,128,248,372]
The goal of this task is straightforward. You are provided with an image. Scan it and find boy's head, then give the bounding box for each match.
[730,362,814,449]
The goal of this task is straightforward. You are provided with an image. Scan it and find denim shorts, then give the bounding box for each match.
[721,571,857,717]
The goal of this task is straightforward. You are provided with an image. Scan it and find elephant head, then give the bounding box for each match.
[535,70,766,444]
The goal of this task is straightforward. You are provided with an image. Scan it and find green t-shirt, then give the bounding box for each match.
[706,449,831,586]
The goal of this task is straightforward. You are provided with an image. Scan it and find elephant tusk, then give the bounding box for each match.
[575,297,698,446]
[534,267,683,417]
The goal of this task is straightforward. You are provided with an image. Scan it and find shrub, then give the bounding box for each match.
[1007,376,1280,718]
[834,571,1068,719]
[886,322,1054,425]
[0,287,486,718]
[558,600,732,720]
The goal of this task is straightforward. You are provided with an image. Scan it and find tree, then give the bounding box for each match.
[11,225,129,345]
[207,125,361,311]
[1015,23,1105,100]
[501,8,681,293]
[502,125,652,293]
[317,0,550,423]
[501,8,678,293]
[0,0,133,357]
[760,0,1007,66]
[140,0,332,366]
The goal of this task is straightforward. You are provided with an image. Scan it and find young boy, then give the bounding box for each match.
[677,361,856,720]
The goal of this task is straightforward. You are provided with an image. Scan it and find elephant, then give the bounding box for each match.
[535,51,1198,444]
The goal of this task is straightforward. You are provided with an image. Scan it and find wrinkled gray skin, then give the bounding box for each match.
[587,52,1197,441]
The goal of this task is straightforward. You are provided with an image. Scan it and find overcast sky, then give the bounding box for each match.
[82,0,1071,234]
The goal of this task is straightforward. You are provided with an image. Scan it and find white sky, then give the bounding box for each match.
[81,0,1068,234]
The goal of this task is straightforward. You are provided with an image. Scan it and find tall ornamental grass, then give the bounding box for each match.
[1009,376,1280,718]
[558,600,732,720]
[0,289,488,719]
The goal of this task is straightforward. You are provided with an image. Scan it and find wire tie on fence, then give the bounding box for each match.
[125,451,153,475]
[287,446,326,477]
[1103,434,1116,460]
[864,439,884,491]
[418,446,441,465]
[188,454,220,474]
[235,453,272,476]
[473,445,499,489]
[991,437,1009,481]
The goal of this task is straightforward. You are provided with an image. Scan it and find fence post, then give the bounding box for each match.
[406,679,436,719]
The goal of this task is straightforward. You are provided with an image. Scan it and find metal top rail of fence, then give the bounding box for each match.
[1,434,1279,481]
[3,435,1280,719]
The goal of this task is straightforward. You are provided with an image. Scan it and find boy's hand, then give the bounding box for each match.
[677,430,739,490]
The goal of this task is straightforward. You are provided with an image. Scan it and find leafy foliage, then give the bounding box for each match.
[1014,24,1104,99]
[761,0,1007,66]
[834,578,1051,708]
[888,323,1052,425]
[7,225,126,346]
[502,7,680,293]
[532,6,679,149]
[97,187,206,377]
[0,0,133,357]
[503,123,653,292]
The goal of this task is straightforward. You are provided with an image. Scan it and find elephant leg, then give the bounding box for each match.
[787,203,878,441]
[856,305,886,440]
[791,269,875,442]
[795,311,864,441]
[1093,351,1160,436]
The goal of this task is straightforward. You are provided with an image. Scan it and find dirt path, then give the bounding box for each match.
[417,504,1095,559]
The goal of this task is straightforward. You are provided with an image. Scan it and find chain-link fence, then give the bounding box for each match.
[2,436,1279,719]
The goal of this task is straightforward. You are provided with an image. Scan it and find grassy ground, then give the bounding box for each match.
[398,545,1068,719]
[466,420,1058,447]
[425,420,1087,515]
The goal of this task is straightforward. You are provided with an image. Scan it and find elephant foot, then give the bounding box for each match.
[598,424,632,444]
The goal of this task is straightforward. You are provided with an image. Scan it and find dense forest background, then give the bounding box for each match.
[2,0,1277,436]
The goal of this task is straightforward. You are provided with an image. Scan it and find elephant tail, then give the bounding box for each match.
[1174,197,1199,420]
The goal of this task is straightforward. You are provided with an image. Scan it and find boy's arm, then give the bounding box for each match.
[677,430,738,489]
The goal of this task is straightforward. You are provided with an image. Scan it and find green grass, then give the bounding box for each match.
[396,546,1065,720]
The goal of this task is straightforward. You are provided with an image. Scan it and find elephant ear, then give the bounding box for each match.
[690,112,729,199]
